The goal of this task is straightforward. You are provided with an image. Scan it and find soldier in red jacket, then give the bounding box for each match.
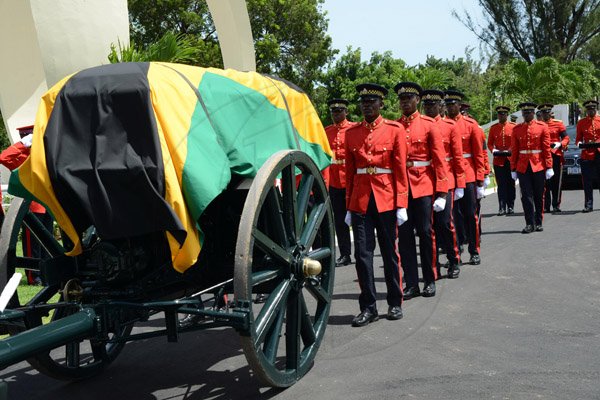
[488,106,516,215]
[445,90,485,265]
[344,83,408,326]
[422,89,464,279]
[510,102,553,233]
[395,82,448,298]
[576,99,600,212]
[324,98,357,267]
[539,104,569,213]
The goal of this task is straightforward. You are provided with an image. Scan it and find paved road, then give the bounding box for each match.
[2,188,600,399]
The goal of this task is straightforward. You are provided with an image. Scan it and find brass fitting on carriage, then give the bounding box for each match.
[302,258,322,277]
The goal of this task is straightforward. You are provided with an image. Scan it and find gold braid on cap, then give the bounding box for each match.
[359,88,385,97]
[445,94,462,100]
[329,103,347,109]
[422,93,442,101]
[496,106,510,112]
[396,87,420,95]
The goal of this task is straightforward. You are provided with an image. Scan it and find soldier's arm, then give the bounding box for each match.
[345,136,355,210]
[541,125,552,169]
[428,121,448,197]
[450,123,466,188]
[393,126,409,209]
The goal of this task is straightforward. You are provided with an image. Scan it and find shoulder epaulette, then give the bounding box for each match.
[383,119,402,127]
[420,115,435,122]
[463,117,476,125]
[442,118,456,125]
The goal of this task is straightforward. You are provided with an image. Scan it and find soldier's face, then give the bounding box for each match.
[586,106,597,117]
[330,108,347,124]
[522,110,535,122]
[359,97,382,121]
[497,112,508,123]
[446,102,460,117]
[541,110,551,121]
[399,94,419,115]
[422,101,439,118]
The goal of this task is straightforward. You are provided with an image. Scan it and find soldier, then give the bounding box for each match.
[510,102,553,233]
[324,98,357,266]
[395,82,447,298]
[539,104,569,213]
[487,106,516,215]
[422,89,465,279]
[445,90,485,265]
[344,83,409,326]
[576,99,600,213]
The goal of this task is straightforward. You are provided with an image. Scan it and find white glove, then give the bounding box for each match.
[20,133,33,148]
[433,197,446,212]
[344,211,352,227]
[396,208,408,226]
[476,186,485,199]
[492,149,499,155]
[511,171,518,181]
[453,188,464,201]
[552,142,561,149]
[483,176,491,188]
[545,168,555,180]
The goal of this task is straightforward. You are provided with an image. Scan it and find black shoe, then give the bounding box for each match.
[447,264,460,279]
[497,209,506,216]
[582,207,593,213]
[422,282,436,297]
[521,225,534,234]
[387,306,403,320]
[552,207,561,213]
[544,208,551,213]
[336,255,352,266]
[178,313,205,329]
[506,208,514,215]
[469,254,481,265]
[403,286,421,300]
[352,309,379,327]
[535,225,543,232]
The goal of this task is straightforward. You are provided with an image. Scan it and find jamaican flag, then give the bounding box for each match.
[9,62,332,272]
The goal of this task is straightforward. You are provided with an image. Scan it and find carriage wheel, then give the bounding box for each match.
[234,150,335,387]
[0,197,131,380]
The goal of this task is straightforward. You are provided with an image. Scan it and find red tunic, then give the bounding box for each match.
[510,120,552,173]
[451,114,485,183]
[345,116,409,213]
[397,111,448,197]
[324,119,357,189]
[576,115,600,160]
[487,121,515,167]
[546,119,568,161]
[435,116,465,190]
[0,142,46,213]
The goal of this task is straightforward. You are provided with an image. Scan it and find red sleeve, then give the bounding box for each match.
[541,124,552,169]
[393,125,408,209]
[487,126,496,151]
[470,124,485,182]
[558,121,569,148]
[0,142,30,170]
[345,133,355,210]
[428,121,448,194]
[510,127,519,171]
[450,123,466,188]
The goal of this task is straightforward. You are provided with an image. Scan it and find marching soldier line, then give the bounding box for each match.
[323,83,600,327]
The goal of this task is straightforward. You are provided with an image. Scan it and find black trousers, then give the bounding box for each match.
[453,182,479,256]
[518,166,546,226]
[544,153,563,210]
[351,194,402,313]
[434,189,460,266]
[398,195,437,287]
[581,153,600,209]
[494,160,515,211]
[329,186,352,258]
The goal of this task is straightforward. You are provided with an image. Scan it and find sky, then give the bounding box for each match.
[321,0,486,66]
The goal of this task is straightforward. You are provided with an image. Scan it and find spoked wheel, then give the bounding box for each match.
[0,197,131,380]
[234,150,335,387]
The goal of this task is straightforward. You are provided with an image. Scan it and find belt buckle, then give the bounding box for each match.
[406,161,414,168]
[366,166,376,175]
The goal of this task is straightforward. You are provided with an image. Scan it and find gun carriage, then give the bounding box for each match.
[0,62,335,388]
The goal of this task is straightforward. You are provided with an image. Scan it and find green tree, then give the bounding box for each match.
[108,32,201,64]
[454,0,600,64]
[488,57,600,107]
[127,0,336,96]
